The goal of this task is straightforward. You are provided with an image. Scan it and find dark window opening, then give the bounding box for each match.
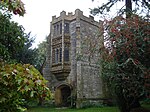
[64,47,69,62]
[54,25,56,36]
[64,23,69,34]
[57,24,59,34]
[54,22,62,36]
[60,23,62,34]
[55,49,59,63]
[52,49,55,63]
[59,48,62,62]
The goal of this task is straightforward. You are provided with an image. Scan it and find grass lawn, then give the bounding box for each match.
[27,105,150,112]
[27,107,119,112]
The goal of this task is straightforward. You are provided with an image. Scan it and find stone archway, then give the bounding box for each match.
[55,84,71,107]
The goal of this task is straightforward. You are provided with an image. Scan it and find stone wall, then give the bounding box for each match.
[75,17,103,108]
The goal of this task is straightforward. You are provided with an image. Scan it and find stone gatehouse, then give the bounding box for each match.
[42,9,104,108]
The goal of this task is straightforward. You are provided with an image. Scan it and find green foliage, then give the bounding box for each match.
[0,13,25,62]
[14,32,38,65]
[0,12,38,65]
[34,40,47,72]
[0,61,52,112]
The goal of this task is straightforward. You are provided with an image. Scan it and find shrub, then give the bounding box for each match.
[0,61,52,112]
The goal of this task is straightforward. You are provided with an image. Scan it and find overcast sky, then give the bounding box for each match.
[12,0,123,48]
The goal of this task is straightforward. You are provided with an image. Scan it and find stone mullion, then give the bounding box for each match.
[62,20,64,69]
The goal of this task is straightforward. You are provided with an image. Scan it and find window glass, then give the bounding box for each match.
[60,23,62,34]
[64,23,69,34]
[52,49,55,63]
[57,24,59,35]
[55,49,59,63]
[59,48,62,62]
[54,25,56,35]
[64,47,69,62]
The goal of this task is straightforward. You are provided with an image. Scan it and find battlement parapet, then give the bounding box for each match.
[51,9,102,27]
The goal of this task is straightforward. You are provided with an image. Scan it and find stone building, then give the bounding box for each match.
[42,9,104,108]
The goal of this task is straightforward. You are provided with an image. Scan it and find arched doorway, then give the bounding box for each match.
[55,84,71,107]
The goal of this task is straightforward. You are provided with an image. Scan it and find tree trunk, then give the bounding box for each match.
[115,87,130,112]
[125,0,132,18]
[115,86,141,112]
[129,98,141,110]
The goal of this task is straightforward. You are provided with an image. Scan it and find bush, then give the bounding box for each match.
[0,61,52,112]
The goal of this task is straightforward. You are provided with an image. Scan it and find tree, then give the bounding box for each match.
[0,0,25,16]
[0,1,52,112]
[102,14,150,112]
[0,13,26,62]
[34,40,47,72]
[91,0,150,112]
[0,10,38,65]
[91,0,150,17]
[14,33,38,66]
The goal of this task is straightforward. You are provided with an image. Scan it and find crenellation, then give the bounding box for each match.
[75,9,83,16]
[68,12,73,16]
[51,9,101,26]
[52,15,56,21]
[89,15,94,20]
[60,10,66,17]
[80,16,100,28]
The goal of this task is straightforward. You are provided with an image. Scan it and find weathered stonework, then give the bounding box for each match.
[42,9,104,108]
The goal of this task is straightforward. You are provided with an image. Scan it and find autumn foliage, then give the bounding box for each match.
[0,0,25,16]
[0,61,52,112]
[102,15,150,111]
